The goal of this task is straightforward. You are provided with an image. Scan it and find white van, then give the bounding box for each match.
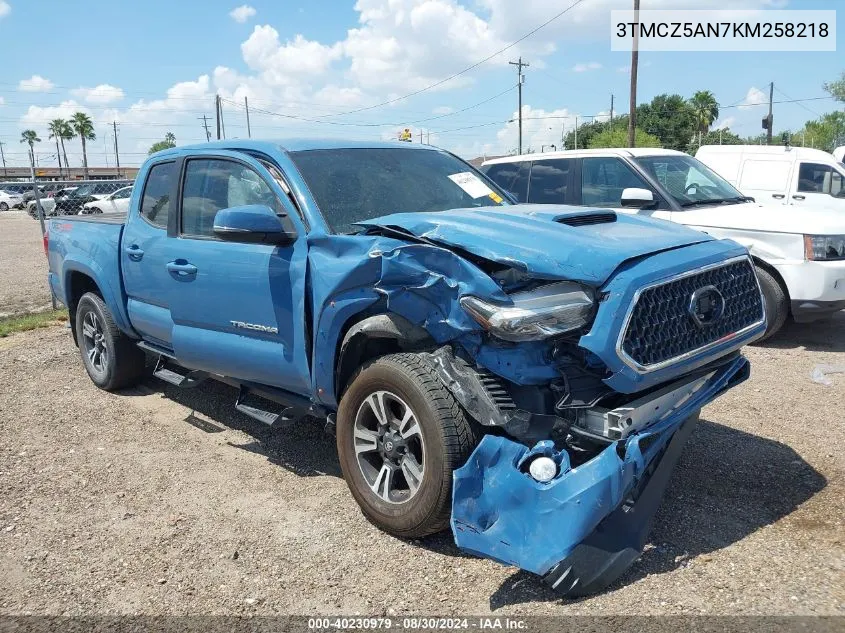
[481,148,845,340]
[834,146,845,164]
[695,145,845,212]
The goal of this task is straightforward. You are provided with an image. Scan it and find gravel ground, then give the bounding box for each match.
[0,320,843,616]
[0,207,843,616]
[0,211,52,318]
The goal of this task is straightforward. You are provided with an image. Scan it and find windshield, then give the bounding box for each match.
[634,154,747,206]
[73,185,94,197]
[290,147,511,233]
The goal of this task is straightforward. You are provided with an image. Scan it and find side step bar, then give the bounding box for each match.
[152,356,208,388]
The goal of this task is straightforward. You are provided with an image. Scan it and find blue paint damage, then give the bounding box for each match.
[451,355,750,579]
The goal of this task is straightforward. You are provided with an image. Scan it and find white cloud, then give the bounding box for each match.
[713,116,736,130]
[0,1,10,19]
[0,96,5,106]
[572,62,601,73]
[738,86,767,110]
[496,105,577,154]
[18,75,54,92]
[242,26,343,83]
[229,4,256,23]
[71,84,125,105]
[433,106,454,115]
[20,100,89,127]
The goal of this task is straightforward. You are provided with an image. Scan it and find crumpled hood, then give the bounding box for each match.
[358,204,714,285]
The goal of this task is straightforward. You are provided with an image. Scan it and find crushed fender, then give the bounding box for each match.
[451,355,749,594]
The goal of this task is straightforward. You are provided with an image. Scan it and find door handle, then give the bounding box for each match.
[124,244,144,261]
[771,193,785,199]
[166,260,198,276]
[792,194,805,201]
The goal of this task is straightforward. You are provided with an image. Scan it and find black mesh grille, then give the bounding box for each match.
[557,212,617,227]
[621,259,763,368]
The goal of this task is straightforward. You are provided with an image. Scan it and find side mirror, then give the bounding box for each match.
[213,204,298,245]
[621,187,656,209]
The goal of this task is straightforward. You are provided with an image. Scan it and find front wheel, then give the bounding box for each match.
[336,353,477,538]
[0,202,8,212]
[75,292,147,391]
[90,207,102,214]
[753,265,789,343]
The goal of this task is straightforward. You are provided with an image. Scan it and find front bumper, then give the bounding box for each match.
[450,354,750,596]
[775,259,845,317]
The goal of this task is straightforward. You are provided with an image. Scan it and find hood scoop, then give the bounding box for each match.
[556,211,617,227]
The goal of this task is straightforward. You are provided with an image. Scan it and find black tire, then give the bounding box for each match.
[753,265,789,343]
[75,292,147,391]
[90,207,102,214]
[336,353,477,538]
[0,202,8,212]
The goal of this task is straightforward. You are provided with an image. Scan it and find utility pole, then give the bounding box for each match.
[766,81,774,145]
[199,115,212,142]
[112,121,120,178]
[509,57,529,155]
[419,130,423,144]
[610,94,614,131]
[574,116,579,149]
[245,97,252,138]
[427,130,430,144]
[27,145,45,235]
[215,95,222,140]
[0,141,6,177]
[627,0,641,148]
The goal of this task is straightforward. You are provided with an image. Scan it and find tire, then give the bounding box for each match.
[753,265,789,343]
[75,292,147,391]
[0,202,8,212]
[336,353,477,538]
[90,207,102,214]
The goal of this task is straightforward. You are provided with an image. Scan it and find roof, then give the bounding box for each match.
[482,147,684,165]
[160,138,442,157]
[696,144,837,162]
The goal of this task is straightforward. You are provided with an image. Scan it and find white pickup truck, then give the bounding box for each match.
[482,148,845,340]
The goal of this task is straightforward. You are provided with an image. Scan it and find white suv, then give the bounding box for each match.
[482,148,845,340]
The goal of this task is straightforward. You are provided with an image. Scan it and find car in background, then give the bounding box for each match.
[22,183,65,205]
[695,145,845,212]
[54,181,131,215]
[27,187,78,217]
[0,189,24,211]
[482,148,845,340]
[81,186,133,214]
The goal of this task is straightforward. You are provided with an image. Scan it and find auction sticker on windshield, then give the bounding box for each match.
[449,172,494,198]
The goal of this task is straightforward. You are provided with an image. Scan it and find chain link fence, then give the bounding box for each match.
[3,178,136,220]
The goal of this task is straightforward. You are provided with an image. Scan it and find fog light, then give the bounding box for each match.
[528,456,558,483]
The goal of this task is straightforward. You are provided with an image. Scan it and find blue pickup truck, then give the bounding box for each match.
[47,139,766,595]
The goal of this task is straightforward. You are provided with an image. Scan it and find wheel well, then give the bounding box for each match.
[66,271,102,344]
[751,257,790,301]
[335,314,435,399]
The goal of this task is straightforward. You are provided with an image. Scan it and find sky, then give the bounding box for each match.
[0,0,842,168]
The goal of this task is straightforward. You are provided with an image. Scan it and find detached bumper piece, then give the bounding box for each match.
[450,355,749,596]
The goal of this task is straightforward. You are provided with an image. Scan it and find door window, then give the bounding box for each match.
[528,158,574,204]
[140,162,176,229]
[798,162,844,196]
[581,157,651,207]
[113,188,132,200]
[483,162,530,202]
[181,159,281,238]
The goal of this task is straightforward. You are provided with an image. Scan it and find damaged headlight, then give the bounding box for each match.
[460,281,595,342]
[804,234,845,261]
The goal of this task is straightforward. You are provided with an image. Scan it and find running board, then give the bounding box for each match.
[152,357,208,388]
[235,386,297,428]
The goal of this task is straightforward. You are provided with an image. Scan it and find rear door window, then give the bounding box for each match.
[140,162,176,229]
[482,162,530,202]
[528,158,574,204]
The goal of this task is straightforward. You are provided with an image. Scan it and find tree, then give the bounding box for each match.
[689,90,719,146]
[563,116,628,150]
[47,119,66,177]
[636,94,697,152]
[823,71,845,103]
[58,120,74,173]
[20,130,41,170]
[589,127,660,149]
[70,112,96,179]
[796,111,845,151]
[687,128,743,153]
[148,132,177,155]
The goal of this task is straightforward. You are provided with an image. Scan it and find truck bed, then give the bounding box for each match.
[53,212,127,225]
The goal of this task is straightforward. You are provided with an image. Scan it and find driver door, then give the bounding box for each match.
[166,151,311,395]
[579,157,671,221]
[791,162,845,210]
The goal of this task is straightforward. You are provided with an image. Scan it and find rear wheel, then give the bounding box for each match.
[336,353,477,538]
[0,202,8,212]
[75,292,147,391]
[753,265,789,343]
[90,207,102,214]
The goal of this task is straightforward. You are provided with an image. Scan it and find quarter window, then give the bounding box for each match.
[581,157,651,207]
[528,158,573,204]
[181,159,281,238]
[140,162,176,229]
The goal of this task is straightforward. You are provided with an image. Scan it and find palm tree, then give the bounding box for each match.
[58,120,74,174]
[70,112,96,179]
[47,119,66,177]
[689,90,719,147]
[20,129,41,171]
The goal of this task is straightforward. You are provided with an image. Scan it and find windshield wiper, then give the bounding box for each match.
[680,196,752,207]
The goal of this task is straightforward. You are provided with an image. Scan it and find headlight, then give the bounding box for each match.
[804,235,845,261]
[460,281,595,342]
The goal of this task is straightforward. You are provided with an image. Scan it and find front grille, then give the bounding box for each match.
[621,259,763,369]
